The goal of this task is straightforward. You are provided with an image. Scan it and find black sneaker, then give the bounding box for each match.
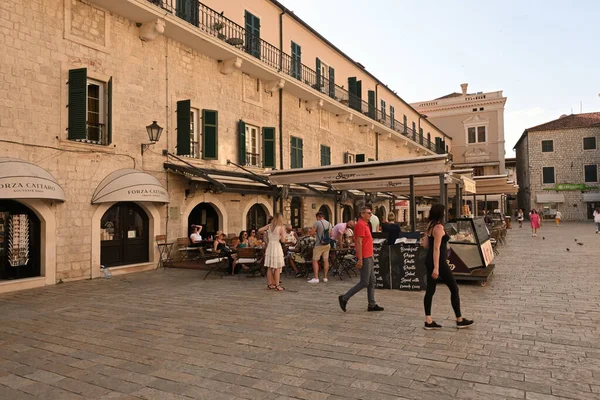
[456,318,474,329]
[367,304,384,312]
[338,295,347,312]
[424,321,442,330]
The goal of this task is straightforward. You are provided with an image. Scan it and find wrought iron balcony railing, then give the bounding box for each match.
[148,0,450,156]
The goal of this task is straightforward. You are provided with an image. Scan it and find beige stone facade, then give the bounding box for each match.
[411,84,507,175]
[514,119,600,221]
[0,0,450,292]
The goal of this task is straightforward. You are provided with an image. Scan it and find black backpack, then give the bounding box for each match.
[319,221,333,245]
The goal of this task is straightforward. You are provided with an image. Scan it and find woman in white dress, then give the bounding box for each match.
[258,213,286,291]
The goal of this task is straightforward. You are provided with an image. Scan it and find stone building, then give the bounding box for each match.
[514,112,600,221]
[0,0,451,292]
[411,83,508,213]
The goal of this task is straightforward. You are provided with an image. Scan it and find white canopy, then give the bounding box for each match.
[92,169,168,204]
[0,157,65,201]
[536,193,565,203]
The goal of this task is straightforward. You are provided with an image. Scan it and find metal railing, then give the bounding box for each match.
[245,152,261,168]
[148,0,451,157]
[73,122,107,145]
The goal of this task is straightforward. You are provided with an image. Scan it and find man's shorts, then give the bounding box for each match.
[293,253,305,263]
[312,244,330,261]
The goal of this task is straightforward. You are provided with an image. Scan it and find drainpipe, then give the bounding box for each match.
[278,11,284,172]
[164,37,170,241]
[375,82,379,160]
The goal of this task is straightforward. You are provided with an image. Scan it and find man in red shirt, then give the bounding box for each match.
[338,206,384,312]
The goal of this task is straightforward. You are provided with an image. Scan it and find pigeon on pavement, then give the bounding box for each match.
[566,248,570,251]
[577,242,584,246]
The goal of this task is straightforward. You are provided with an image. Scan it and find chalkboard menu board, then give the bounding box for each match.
[373,243,427,291]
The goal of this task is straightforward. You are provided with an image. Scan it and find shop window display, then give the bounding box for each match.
[0,200,41,280]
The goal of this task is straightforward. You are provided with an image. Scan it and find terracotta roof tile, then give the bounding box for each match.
[527,112,600,132]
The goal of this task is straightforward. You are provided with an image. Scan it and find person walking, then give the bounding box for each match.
[530,209,540,237]
[258,213,286,291]
[517,209,524,228]
[555,210,562,227]
[308,211,332,283]
[338,206,384,312]
[421,204,473,330]
[594,207,600,233]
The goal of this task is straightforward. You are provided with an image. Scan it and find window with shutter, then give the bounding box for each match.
[403,115,407,134]
[176,0,199,26]
[419,128,423,145]
[290,136,303,168]
[328,67,335,98]
[584,164,598,183]
[583,137,597,150]
[202,109,218,160]
[68,68,112,145]
[244,11,261,59]
[381,100,386,121]
[262,127,276,168]
[367,91,375,119]
[390,106,395,130]
[176,100,191,156]
[541,140,553,152]
[315,58,321,89]
[320,145,331,166]
[542,167,555,184]
[238,120,246,165]
[291,42,301,80]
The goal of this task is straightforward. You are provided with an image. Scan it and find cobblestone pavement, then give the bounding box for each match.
[1,222,600,400]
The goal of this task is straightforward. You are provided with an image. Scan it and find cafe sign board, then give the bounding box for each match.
[92,169,169,204]
[543,183,598,191]
[0,158,66,201]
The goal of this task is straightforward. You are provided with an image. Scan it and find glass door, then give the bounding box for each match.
[101,202,149,267]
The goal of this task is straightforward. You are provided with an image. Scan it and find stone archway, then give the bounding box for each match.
[318,204,332,222]
[182,194,228,237]
[242,196,273,232]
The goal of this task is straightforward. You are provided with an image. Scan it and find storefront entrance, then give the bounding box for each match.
[0,200,41,280]
[100,202,149,267]
[246,203,267,232]
[188,202,220,239]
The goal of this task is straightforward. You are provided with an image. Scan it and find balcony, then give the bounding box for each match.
[89,0,451,157]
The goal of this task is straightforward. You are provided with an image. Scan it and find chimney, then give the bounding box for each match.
[460,83,468,95]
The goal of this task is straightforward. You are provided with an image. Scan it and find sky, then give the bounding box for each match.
[279,0,600,157]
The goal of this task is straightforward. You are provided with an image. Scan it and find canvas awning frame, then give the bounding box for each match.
[91,168,169,204]
[0,157,66,202]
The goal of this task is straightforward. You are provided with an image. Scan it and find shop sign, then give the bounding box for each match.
[543,183,598,191]
[0,178,65,201]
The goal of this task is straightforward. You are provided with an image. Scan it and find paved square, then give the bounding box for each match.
[1,222,600,399]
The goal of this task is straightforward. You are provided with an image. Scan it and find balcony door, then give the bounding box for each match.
[245,11,260,59]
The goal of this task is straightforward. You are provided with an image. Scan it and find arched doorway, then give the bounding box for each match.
[188,202,220,239]
[246,203,267,231]
[318,204,331,222]
[342,204,353,222]
[0,200,41,280]
[290,197,302,228]
[100,202,149,267]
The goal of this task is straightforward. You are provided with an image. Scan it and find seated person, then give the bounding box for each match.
[284,224,298,264]
[381,212,401,244]
[247,229,260,247]
[288,227,315,277]
[231,230,251,274]
[189,225,203,244]
[237,230,249,248]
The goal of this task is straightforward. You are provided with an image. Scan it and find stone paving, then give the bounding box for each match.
[1,222,600,400]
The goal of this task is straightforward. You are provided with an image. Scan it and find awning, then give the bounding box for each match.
[535,193,565,203]
[92,169,168,204]
[0,157,65,201]
[473,175,519,195]
[267,154,451,186]
[582,192,600,202]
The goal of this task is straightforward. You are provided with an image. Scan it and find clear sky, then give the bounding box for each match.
[279,0,600,157]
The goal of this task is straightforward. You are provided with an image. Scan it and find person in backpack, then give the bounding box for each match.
[308,211,332,283]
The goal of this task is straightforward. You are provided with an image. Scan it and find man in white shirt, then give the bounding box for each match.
[189,225,203,243]
[369,213,380,233]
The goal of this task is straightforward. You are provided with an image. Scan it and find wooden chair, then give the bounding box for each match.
[236,247,264,277]
[155,235,174,268]
[198,248,228,280]
[177,237,199,261]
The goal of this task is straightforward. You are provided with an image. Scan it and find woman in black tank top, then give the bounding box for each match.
[422,204,474,330]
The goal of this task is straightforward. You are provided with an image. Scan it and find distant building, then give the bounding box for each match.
[505,157,518,215]
[412,83,508,213]
[514,112,600,221]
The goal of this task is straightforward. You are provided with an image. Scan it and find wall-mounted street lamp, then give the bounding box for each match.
[141,121,163,155]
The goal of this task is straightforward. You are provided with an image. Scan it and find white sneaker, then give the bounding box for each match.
[307,278,319,284]
[323,278,328,283]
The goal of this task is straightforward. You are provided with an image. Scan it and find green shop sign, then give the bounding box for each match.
[543,183,598,191]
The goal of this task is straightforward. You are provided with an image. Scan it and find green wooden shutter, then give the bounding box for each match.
[356,80,362,102]
[107,77,112,145]
[348,77,357,110]
[403,115,407,134]
[320,145,330,166]
[328,67,335,98]
[245,11,260,59]
[238,120,246,164]
[298,138,303,168]
[202,109,218,160]
[176,100,191,156]
[291,42,301,80]
[262,127,275,168]
[390,106,395,130]
[68,68,87,141]
[356,154,365,163]
[315,58,321,89]
[290,137,296,168]
[367,90,375,118]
